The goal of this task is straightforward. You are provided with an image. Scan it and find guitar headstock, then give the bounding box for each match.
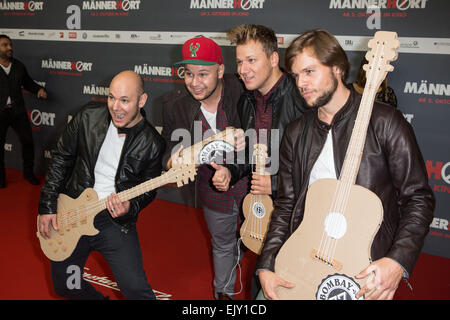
[253,144,268,159]
[166,163,197,187]
[364,31,400,89]
[223,127,237,147]
[179,127,236,165]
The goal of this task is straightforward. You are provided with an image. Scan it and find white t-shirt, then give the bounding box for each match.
[1,62,12,105]
[308,130,337,187]
[93,121,126,200]
[200,105,217,133]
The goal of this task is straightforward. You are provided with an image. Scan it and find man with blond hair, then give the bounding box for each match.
[222,24,307,298]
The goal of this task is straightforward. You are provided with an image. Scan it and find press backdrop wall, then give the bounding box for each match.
[1,0,449,258]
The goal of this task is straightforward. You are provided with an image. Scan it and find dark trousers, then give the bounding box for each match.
[0,109,35,172]
[202,202,242,298]
[50,212,156,300]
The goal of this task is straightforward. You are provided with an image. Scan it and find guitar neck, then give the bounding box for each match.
[95,171,176,212]
[254,157,267,175]
[58,171,179,231]
[339,31,398,187]
[339,87,378,185]
[253,143,268,175]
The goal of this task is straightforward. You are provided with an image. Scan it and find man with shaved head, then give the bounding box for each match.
[38,70,165,299]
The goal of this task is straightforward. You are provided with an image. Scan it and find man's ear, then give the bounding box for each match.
[138,93,148,108]
[270,51,280,68]
[218,64,225,79]
[332,65,342,78]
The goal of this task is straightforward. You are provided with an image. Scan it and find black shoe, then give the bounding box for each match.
[24,172,40,185]
[217,292,232,300]
[0,170,5,188]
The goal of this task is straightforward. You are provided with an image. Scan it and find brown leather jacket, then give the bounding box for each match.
[256,88,435,276]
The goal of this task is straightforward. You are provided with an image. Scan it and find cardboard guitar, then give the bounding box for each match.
[274,31,400,300]
[37,163,197,261]
[240,144,274,254]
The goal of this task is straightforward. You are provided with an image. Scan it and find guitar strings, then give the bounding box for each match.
[57,131,231,230]
[328,42,383,264]
[324,67,379,266]
[240,145,267,242]
[60,181,156,228]
[58,167,194,230]
[316,41,383,267]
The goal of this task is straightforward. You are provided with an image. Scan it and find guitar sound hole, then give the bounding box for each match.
[324,212,347,239]
[252,202,266,218]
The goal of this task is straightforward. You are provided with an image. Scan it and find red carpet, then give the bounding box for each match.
[0,168,448,300]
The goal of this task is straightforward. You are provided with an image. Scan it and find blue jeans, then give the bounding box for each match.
[50,211,156,300]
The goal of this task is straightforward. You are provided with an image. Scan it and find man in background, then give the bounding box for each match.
[0,34,47,188]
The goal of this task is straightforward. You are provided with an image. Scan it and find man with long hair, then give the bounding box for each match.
[257,29,434,300]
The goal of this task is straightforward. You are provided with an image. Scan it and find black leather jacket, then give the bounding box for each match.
[0,58,43,115]
[38,102,165,227]
[227,72,307,196]
[256,88,435,275]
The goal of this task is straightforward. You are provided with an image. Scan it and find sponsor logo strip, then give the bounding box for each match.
[1,28,449,55]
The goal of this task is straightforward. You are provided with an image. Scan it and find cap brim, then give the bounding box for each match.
[174,59,218,66]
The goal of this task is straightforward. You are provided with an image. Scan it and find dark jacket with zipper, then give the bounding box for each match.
[226,72,307,197]
[38,102,165,228]
[160,74,244,170]
[256,87,435,276]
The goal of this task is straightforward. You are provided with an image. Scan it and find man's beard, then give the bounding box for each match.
[0,50,12,61]
[308,72,338,109]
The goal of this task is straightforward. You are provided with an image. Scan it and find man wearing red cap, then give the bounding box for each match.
[161,35,247,300]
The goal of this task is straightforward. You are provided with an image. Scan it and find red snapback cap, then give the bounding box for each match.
[174,35,223,66]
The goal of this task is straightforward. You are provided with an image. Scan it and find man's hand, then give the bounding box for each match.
[355,257,404,300]
[211,162,231,192]
[251,174,272,195]
[38,214,58,239]
[106,193,130,218]
[234,128,245,152]
[37,88,47,99]
[258,270,295,300]
[167,145,184,169]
